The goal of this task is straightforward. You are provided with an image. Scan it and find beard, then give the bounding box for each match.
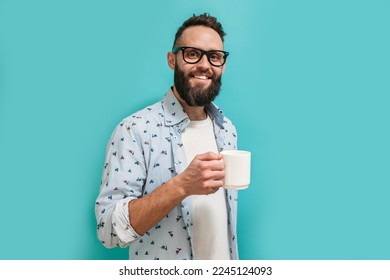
[174,63,222,107]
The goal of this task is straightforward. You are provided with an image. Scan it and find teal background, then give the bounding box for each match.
[0,0,389,260]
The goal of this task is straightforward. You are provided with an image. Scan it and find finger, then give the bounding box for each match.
[210,170,225,180]
[196,152,223,161]
[198,159,225,172]
[209,185,223,194]
[210,160,224,171]
[200,170,225,182]
[207,178,224,188]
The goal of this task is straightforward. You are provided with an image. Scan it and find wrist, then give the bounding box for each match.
[168,175,188,200]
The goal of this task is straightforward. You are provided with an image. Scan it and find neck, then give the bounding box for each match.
[172,87,207,121]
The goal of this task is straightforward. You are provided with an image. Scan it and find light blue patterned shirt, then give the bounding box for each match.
[95,88,239,260]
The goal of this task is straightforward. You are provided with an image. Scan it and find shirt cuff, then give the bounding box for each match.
[112,197,142,245]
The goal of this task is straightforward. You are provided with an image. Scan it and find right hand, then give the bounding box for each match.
[174,152,225,196]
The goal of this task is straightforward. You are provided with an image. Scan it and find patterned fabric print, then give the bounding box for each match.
[95,88,239,260]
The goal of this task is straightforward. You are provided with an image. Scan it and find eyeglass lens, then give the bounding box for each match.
[183,48,226,66]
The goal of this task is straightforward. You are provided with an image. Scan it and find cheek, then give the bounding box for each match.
[176,61,191,72]
[210,65,223,75]
[216,66,225,75]
[182,66,197,77]
[211,68,223,80]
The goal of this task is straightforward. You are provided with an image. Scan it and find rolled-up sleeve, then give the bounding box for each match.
[111,197,142,247]
[95,120,146,248]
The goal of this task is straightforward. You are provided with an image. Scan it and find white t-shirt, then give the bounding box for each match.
[181,115,230,260]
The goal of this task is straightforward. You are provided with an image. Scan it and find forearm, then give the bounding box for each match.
[128,176,186,235]
[128,152,225,235]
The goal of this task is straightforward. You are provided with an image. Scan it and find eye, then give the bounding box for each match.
[185,49,200,59]
[209,52,223,61]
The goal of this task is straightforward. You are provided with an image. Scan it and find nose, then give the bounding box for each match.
[196,53,212,69]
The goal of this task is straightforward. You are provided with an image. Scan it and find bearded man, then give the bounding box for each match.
[95,13,239,260]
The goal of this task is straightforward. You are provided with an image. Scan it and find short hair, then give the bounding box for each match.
[173,13,226,48]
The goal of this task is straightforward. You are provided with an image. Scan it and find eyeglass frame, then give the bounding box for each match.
[172,46,229,67]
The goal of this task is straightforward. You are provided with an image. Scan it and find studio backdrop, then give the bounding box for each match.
[0,0,389,259]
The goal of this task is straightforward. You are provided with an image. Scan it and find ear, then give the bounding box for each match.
[167,52,175,70]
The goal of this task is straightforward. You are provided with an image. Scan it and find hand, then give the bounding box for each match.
[174,152,225,196]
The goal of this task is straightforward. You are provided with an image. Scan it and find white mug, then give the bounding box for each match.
[221,150,251,190]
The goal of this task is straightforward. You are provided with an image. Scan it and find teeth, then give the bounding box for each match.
[194,75,208,80]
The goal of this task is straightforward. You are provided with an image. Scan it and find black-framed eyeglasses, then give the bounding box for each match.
[172,46,229,67]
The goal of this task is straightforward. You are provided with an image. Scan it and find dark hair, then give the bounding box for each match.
[173,13,225,47]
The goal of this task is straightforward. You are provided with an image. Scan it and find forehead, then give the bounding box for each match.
[177,25,224,50]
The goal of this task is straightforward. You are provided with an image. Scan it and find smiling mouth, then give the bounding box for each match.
[192,74,212,81]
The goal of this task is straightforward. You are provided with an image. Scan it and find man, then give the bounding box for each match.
[95,13,239,260]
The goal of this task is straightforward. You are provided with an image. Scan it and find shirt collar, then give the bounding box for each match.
[161,87,225,129]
